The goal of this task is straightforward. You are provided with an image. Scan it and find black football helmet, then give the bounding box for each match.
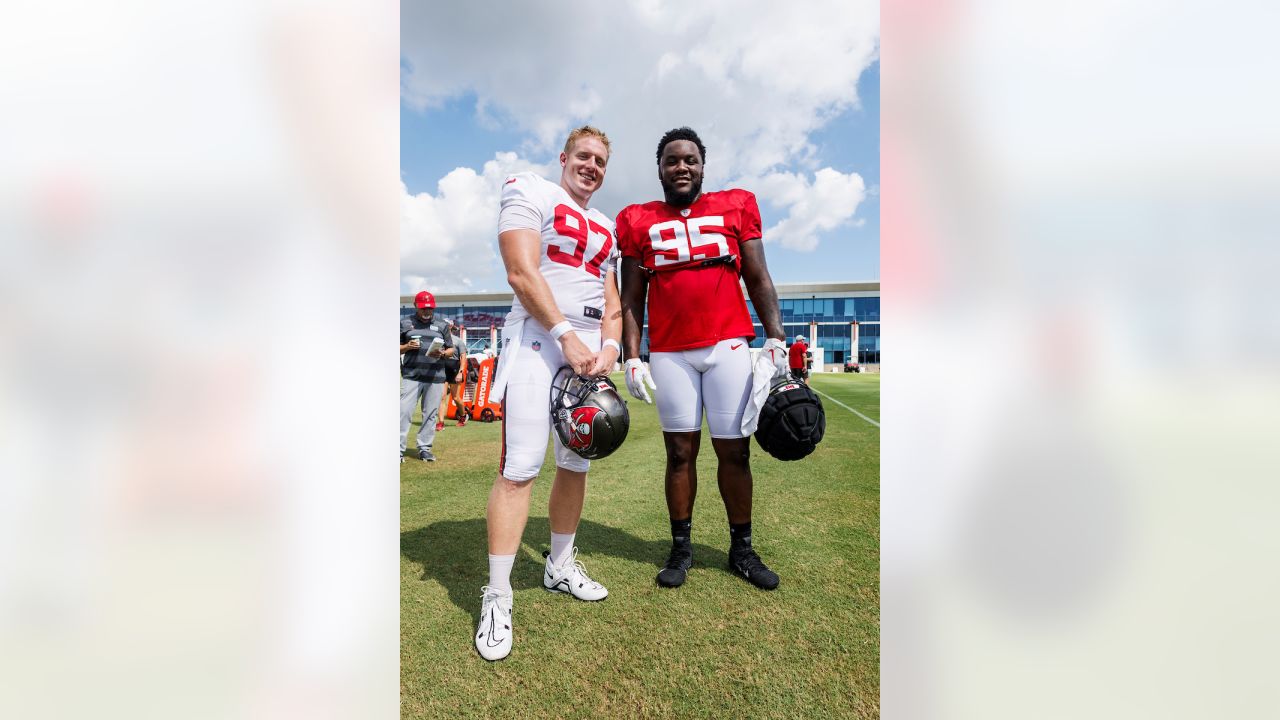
[754,377,826,461]
[549,367,630,460]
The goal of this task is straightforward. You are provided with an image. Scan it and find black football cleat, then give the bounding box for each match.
[728,545,780,590]
[656,544,693,588]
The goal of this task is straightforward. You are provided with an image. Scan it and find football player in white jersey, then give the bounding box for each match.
[474,126,622,661]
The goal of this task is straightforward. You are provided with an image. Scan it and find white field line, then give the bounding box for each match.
[810,387,880,428]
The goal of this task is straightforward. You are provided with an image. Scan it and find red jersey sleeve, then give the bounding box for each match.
[616,206,640,259]
[737,190,763,242]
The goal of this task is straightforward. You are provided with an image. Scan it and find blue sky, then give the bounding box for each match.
[400,2,879,294]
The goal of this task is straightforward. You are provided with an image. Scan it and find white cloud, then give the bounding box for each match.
[401,0,878,282]
[749,168,868,251]
[399,152,553,294]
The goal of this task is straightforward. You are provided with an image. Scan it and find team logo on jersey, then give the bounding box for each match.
[561,406,601,451]
[531,340,541,351]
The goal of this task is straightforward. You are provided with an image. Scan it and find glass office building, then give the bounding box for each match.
[402,281,881,367]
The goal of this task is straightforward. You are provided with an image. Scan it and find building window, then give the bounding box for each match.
[410,292,879,365]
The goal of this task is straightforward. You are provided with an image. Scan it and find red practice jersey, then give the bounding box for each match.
[789,341,808,369]
[616,189,762,352]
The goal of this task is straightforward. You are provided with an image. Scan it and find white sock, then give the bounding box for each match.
[549,532,576,568]
[488,554,515,593]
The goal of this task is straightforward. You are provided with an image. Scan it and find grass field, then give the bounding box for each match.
[401,372,879,719]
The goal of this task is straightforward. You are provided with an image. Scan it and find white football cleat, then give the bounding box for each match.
[543,548,609,601]
[474,585,513,661]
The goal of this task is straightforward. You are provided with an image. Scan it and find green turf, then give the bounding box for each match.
[402,372,879,719]
[808,372,881,422]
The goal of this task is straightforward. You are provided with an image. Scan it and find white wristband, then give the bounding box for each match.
[602,338,620,354]
[549,321,573,340]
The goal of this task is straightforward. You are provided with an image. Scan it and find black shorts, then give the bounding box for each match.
[790,367,809,381]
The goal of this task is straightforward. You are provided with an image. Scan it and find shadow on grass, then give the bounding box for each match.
[401,517,729,620]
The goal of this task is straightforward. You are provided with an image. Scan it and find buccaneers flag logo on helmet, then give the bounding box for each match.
[562,406,601,451]
[549,367,630,460]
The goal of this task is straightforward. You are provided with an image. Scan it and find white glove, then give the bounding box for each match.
[762,338,788,378]
[740,350,780,435]
[624,358,657,404]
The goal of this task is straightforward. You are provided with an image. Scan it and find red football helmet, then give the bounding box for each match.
[549,367,630,460]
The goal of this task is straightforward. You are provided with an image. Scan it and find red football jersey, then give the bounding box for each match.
[616,189,762,352]
[789,341,808,369]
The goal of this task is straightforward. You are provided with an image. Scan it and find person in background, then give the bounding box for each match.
[399,291,456,462]
[789,334,809,382]
[438,321,469,428]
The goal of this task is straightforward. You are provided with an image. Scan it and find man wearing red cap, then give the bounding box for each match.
[400,290,457,462]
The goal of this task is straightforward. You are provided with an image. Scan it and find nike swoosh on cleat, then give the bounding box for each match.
[484,609,506,647]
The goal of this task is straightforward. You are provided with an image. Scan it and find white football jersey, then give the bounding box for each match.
[498,172,618,331]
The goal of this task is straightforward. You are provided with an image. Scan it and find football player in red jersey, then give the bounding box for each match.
[617,127,789,591]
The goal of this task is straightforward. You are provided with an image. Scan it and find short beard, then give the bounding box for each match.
[662,176,702,207]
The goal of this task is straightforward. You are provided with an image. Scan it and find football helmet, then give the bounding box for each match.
[549,367,630,460]
[754,377,826,461]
